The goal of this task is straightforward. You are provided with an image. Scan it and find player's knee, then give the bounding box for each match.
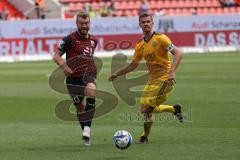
[85,83,96,98]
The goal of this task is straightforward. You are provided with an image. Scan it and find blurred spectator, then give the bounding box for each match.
[219,0,236,7]
[85,2,102,18]
[107,1,115,12]
[155,9,165,16]
[99,2,108,17]
[0,8,3,20]
[139,0,150,14]
[35,1,40,19]
[89,6,96,17]
[191,8,198,15]
[106,1,115,17]
[0,7,9,20]
[83,3,90,12]
[35,0,45,19]
[37,0,45,10]
[159,18,175,33]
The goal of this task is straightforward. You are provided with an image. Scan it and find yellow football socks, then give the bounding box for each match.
[153,105,175,113]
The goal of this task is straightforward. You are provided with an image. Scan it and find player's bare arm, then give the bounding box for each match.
[53,50,73,77]
[168,46,182,86]
[108,62,138,81]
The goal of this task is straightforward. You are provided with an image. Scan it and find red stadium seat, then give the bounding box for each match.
[198,0,206,7]
[126,1,140,10]
[174,8,182,15]
[191,0,198,8]
[69,2,83,11]
[59,0,240,17]
[229,7,237,14]
[114,2,121,9]
[212,0,221,7]
[156,1,164,8]
[209,7,217,15]
[184,0,192,8]
[167,8,175,16]
[181,8,192,15]
[115,10,123,16]
[149,0,158,9]
[197,7,209,15]
[223,7,236,14]
[131,9,139,16]
[216,7,224,14]
[170,0,178,8]
[125,10,132,17]
[162,0,172,8]
[120,1,128,10]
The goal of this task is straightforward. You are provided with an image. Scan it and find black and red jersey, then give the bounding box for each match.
[58,31,98,77]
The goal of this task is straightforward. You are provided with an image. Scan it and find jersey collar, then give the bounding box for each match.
[144,32,155,43]
[76,31,89,39]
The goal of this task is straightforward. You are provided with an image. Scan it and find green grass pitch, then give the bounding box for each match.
[0,52,240,160]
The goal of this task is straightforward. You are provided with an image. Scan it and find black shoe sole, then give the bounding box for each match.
[173,104,184,123]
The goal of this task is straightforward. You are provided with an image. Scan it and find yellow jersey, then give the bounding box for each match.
[132,32,173,81]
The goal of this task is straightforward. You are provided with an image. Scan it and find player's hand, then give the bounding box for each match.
[61,64,73,77]
[108,74,118,81]
[167,72,176,87]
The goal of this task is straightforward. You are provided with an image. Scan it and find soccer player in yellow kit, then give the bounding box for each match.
[108,12,183,143]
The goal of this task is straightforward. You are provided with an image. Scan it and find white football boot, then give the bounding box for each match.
[82,126,91,146]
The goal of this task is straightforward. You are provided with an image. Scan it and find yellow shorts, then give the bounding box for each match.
[140,79,173,107]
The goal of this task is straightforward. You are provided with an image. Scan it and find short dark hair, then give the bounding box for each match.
[139,12,153,22]
[76,11,89,22]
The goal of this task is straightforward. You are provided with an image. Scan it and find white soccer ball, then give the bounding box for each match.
[113,130,132,150]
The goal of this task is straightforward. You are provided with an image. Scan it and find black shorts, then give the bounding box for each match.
[66,73,96,104]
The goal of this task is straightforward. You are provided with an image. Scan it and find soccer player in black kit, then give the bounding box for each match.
[53,12,98,146]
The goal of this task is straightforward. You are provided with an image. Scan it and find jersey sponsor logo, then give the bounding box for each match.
[90,40,95,48]
[152,41,158,47]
